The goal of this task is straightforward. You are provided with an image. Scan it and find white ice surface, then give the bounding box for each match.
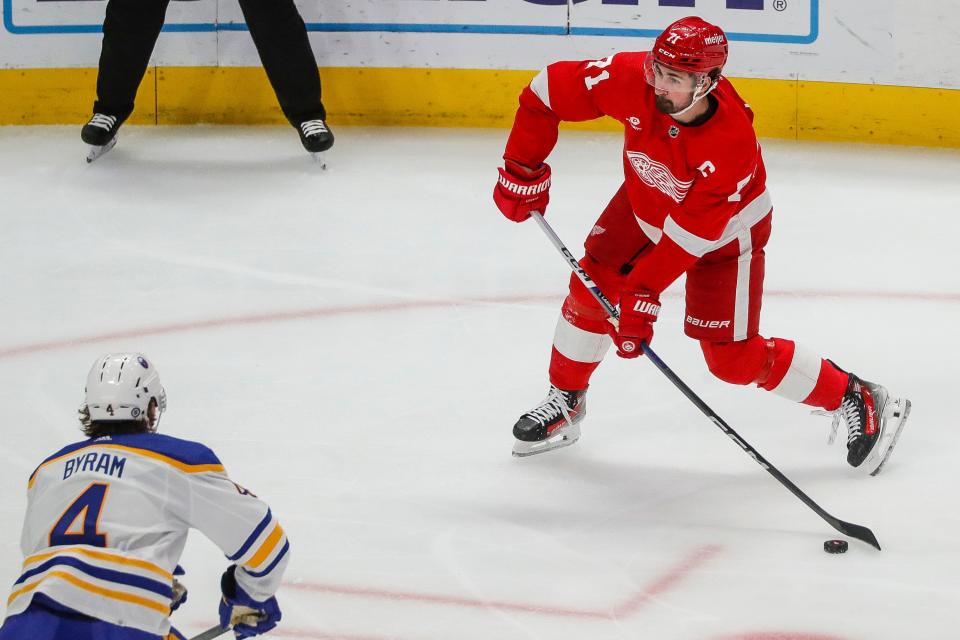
[0,125,958,640]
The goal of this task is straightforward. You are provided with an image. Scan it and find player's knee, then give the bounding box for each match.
[563,262,620,329]
[561,292,609,334]
[564,286,607,318]
[700,338,769,386]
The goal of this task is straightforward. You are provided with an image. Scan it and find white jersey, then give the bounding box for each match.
[4,432,290,637]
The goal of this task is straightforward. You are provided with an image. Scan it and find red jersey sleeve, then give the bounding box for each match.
[503,53,643,168]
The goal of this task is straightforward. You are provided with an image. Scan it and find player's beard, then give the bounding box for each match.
[655,94,691,115]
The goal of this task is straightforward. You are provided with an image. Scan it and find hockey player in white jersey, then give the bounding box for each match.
[0,353,290,640]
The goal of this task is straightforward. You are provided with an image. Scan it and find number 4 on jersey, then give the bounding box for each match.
[49,483,109,548]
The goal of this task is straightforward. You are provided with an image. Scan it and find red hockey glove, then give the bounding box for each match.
[493,160,551,222]
[608,291,660,359]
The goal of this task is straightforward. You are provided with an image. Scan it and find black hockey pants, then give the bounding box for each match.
[93,0,325,124]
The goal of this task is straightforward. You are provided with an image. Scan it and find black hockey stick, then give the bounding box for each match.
[529,211,881,550]
[188,625,230,640]
[187,608,269,640]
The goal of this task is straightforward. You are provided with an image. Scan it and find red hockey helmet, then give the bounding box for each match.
[651,16,728,75]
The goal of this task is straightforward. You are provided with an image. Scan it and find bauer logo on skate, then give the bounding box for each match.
[626,151,693,203]
[687,315,731,329]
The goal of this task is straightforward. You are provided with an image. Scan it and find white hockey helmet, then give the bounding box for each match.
[84,353,167,425]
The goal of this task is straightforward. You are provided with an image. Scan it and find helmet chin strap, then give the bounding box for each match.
[669,75,719,119]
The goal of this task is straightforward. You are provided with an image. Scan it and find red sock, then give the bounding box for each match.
[760,339,849,411]
[801,360,849,411]
[549,347,602,391]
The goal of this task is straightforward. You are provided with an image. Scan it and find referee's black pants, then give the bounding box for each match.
[93,0,325,124]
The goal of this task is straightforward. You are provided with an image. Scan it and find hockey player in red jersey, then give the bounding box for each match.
[493,16,910,474]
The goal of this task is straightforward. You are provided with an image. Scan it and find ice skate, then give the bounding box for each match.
[82,113,123,163]
[512,385,586,457]
[820,374,911,476]
[297,119,334,168]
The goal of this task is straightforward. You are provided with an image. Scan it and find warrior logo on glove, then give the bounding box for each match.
[632,299,661,316]
[498,172,551,197]
[493,160,552,223]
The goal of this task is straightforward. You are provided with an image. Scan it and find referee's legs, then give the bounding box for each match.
[93,0,172,119]
[237,0,326,125]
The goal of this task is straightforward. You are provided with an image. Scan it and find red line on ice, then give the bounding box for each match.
[611,544,722,618]
[0,294,557,360]
[0,288,955,361]
[284,544,721,621]
[715,634,848,640]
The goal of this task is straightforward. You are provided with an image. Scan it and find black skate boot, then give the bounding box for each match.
[297,119,334,166]
[512,385,586,457]
[821,374,911,475]
[81,113,124,163]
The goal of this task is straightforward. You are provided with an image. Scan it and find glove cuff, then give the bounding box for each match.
[504,158,548,179]
[221,565,268,608]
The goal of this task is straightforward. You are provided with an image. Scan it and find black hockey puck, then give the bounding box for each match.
[824,539,848,554]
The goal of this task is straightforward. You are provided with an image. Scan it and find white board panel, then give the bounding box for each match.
[1,0,959,90]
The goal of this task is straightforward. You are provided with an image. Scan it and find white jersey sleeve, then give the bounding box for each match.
[172,468,290,601]
[5,432,290,637]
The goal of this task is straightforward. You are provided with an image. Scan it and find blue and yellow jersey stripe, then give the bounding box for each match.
[23,546,172,581]
[29,434,225,489]
[8,570,171,615]
[227,509,290,579]
[9,547,175,616]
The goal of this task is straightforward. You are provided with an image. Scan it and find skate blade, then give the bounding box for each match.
[869,397,911,476]
[512,424,581,457]
[310,152,327,169]
[86,137,117,163]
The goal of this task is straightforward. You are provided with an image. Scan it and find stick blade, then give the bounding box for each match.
[835,520,881,550]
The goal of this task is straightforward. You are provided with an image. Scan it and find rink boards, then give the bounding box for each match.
[3,66,960,148]
[2,0,960,147]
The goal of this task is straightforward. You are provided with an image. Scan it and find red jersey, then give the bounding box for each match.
[503,51,772,294]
